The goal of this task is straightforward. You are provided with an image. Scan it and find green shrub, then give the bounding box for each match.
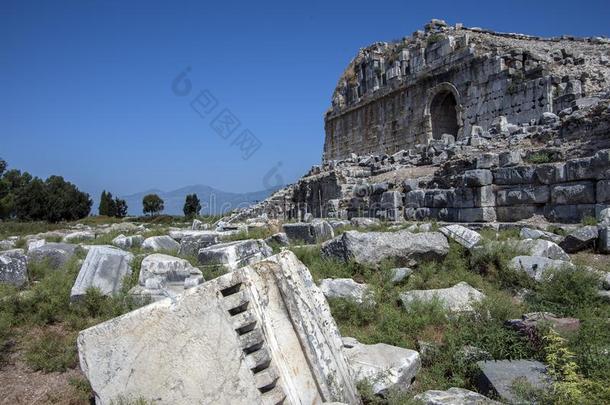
[24,329,78,372]
[525,151,554,164]
[581,216,597,226]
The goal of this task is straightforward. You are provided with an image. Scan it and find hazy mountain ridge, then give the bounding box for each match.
[120,184,281,216]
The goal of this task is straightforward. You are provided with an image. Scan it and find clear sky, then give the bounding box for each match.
[2,0,609,198]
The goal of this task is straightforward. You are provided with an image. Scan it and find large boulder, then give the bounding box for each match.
[0,251,28,287]
[559,226,598,253]
[519,227,563,244]
[319,278,374,305]
[197,239,273,271]
[476,360,551,404]
[342,337,420,396]
[178,232,220,257]
[77,250,359,404]
[28,243,79,269]
[321,230,449,266]
[399,282,485,313]
[70,246,134,302]
[141,235,180,253]
[415,387,500,404]
[112,234,144,250]
[283,220,334,244]
[509,255,574,281]
[439,225,482,249]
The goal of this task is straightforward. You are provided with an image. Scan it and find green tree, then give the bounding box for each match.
[142,194,164,216]
[98,190,117,217]
[14,178,47,221]
[114,198,128,218]
[183,193,201,218]
[98,191,109,216]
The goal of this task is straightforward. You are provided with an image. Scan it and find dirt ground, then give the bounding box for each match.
[0,352,87,405]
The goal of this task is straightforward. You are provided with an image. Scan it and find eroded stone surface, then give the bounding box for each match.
[77,251,359,405]
[415,387,500,404]
[197,239,273,271]
[400,282,485,313]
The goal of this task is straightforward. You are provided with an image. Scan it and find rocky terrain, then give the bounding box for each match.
[1,19,610,405]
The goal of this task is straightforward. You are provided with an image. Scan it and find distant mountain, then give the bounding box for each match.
[120,184,282,216]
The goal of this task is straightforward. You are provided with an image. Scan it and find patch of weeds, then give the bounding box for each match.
[110,396,153,405]
[199,263,227,281]
[426,33,445,46]
[569,317,610,380]
[581,216,597,226]
[528,266,606,317]
[24,329,78,372]
[525,151,554,164]
[225,227,274,242]
[68,377,92,403]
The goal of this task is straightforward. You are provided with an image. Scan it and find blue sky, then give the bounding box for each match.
[2,0,609,199]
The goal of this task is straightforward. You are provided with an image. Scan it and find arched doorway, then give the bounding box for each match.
[430,91,459,140]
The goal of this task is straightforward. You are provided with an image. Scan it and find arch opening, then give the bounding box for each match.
[430,91,459,140]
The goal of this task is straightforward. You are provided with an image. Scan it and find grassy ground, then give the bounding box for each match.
[1,221,609,404]
[294,231,610,404]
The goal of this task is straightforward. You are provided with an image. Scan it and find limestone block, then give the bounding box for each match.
[321,230,449,266]
[319,278,374,305]
[63,231,95,243]
[178,232,220,256]
[566,156,598,182]
[77,251,359,405]
[415,387,500,404]
[0,251,28,287]
[599,226,610,254]
[474,186,495,207]
[405,190,425,208]
[342,337,420,396]
[519,239,570,261]
[28,243,79,269]
[400,282,485,313]
[197,239,273,271]
[475,153,499,169]
[142,236,180,253]
[139,254,199,285]
[550,181,595,205]
[597,180,610,203]
[463,170,493,187]
[496,185,549,206]
[498,151,522,167]
[283,221,334,244]
[493,166,536,185]
[112,234,144,250]
[535,163,566,184]
[509,256,573,281]
[70,246,134,302]
[559,226,599,253]
[543,204,596,223]
[440,225,482,249]
[476,360,550,404]
[458,207,496,222]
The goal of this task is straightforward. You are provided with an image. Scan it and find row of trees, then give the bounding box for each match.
[0,158,92,222]
[140,193,201,218]
[98,191,128,218]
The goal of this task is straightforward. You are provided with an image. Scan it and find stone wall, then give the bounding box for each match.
[323,20,610,161]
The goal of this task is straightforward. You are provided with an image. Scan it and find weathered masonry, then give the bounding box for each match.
[323,20,610,161]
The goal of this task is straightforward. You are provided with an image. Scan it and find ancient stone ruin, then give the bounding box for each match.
[227,20,610,226]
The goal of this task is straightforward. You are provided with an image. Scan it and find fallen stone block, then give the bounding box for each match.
[559,226,598,253]
[63,231,96,243]
[70,246,134,302]
[0,240,16,251]
[519,228,563,244]
[139,254,201,285]
[399,282,485,313]
[506,312,580,338]
[25,239,46,252]
[509,255,574,281]
[350,217,381,228]
[141,235,180,253]
[177,232,220,256]
[415,387,500,404]
[342,336,420,396]
[440,225,482,249]
[319,278,374,305]
[389,267,413,284]
[321,230,449,266]
[112,234,144,250]
[264,232,290,247]
[197,239,273,271]
[283,220,334,244]
[0,251,28,287]
[28,243,79,269]
[476,360,551,404]
[77,250,359,405]
[600,226,610,254]
[519,239,570,261]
